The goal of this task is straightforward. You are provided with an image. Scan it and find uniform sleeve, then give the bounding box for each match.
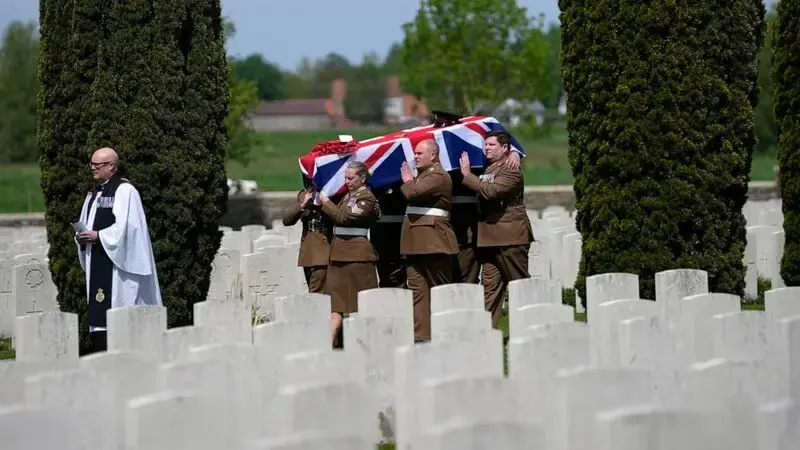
[400,171,442,201]
[282,201,304,226]
[462,169,520,200]
[322,196,379,226]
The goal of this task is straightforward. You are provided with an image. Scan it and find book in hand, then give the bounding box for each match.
[71,220,88,233]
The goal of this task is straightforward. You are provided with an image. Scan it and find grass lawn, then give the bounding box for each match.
[0,126,779,214]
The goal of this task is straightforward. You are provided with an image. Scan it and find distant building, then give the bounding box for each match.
[247,78,354,132]
[383,76,430,126]
[247,76,433,131]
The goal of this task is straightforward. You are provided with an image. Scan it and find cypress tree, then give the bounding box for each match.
[39,0,229,342]
[773,0,800,286]
[38,0,106,349]
[560,0,765,302]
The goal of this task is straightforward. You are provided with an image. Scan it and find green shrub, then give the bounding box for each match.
[560,0,765,301]
[773,0,800,286]
[38,0,105,350]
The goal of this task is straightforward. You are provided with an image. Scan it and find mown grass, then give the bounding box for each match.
[0,127,778,214]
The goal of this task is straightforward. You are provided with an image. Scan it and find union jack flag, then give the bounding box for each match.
[298,116,526,196]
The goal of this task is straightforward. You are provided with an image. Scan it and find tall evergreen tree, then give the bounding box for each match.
[773,0,800,286]
[39,0,229,347]
[38,0,106,347]
[560,0,765,302]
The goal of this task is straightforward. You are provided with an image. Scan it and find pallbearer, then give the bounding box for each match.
[282,181,334,293]
[319,161,380,344]
[399,139,459,342]
[75,147,162,354]
[370,181,407,287]
[450,150,523,283]
[458,131,534,328]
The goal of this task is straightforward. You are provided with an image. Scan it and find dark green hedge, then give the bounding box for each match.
[38,0,228,349]
[773,0,800,286]
[560,0,765,302]
[38,0,105,349]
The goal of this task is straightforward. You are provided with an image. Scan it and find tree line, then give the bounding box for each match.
[0,4,782,166]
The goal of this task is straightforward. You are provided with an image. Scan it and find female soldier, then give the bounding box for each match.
[282,182,333,293]
[318,161,380,344]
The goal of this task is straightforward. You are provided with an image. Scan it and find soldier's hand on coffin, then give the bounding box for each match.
[401,162,414,182]
[504,151,521,171]
[459,152,471,176]
[300,191,314,207]
[77,230,98,242]
[318,192,329,203]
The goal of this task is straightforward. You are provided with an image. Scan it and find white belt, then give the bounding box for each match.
[376,215,404,223]
[406,206,449,217]
[334,227,369,237]
[452,196,477,204]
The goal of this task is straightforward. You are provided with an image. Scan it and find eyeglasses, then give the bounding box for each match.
[90,161,113,168]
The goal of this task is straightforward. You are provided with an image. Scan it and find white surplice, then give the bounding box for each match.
[76,182,162,330]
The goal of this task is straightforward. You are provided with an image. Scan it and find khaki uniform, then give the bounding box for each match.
[462,160,534,328]
[400,163,459,342]
[449,170,481,284]
[370,183,407,288]
[282,191,333,293]
[321,186,380,313]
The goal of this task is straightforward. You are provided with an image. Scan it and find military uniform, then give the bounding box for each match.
[370,182,408,288]
[320,185,380,313]
[462,159,534,328]
[282,191,333,293]
[449,169,482,284]
[400,163,460,342]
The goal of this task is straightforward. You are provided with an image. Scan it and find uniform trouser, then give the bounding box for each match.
[455,246,480,284]
[405,254,455,342]
[303,266,327,293]
[377,257,407,288]
[479,244,531,328]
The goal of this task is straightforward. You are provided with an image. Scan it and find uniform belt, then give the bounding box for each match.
[376,215,404,223]
[406,206,449,217]
[452,196,477,204]
[334,226,369,236]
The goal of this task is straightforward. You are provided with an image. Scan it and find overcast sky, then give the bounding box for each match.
[0,0,561,70]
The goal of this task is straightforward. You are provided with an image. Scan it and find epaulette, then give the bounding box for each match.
[120,178,130,183]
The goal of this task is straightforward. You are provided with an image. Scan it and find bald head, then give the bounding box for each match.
[93,147,118,163]
[413,139,439,171]
[90,147,119,182]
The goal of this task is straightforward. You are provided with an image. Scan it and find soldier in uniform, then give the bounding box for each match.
[319,161,381,344]
[282,183,334,293]
[370,181,407,287]
[458,131,533,328]
[399,139,460,342]
[450,151,522,283]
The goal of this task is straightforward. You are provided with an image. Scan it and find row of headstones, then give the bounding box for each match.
[2,269,800,449]
[0,200,788,341]
[209,204,786,314]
